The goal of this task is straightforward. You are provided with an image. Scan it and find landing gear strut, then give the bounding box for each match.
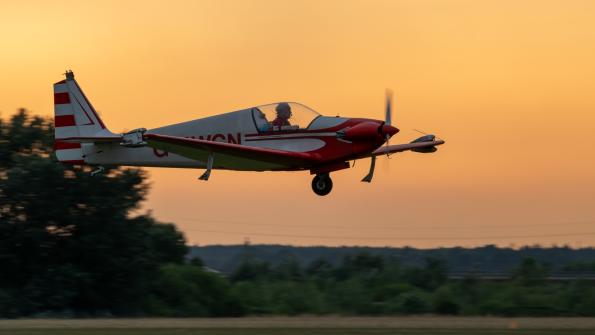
[312,173,333,196]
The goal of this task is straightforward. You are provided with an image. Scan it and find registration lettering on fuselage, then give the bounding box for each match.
[153,132,242,157]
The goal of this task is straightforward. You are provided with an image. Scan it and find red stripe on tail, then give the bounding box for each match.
[55,115,76,127]
[54,92,70,104]
[54,140,81,150]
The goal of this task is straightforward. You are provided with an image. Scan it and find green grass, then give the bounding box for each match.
[2,317,595,335]
[2,330,595,335]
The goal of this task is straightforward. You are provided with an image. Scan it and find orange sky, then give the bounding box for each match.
[1,0,595,248]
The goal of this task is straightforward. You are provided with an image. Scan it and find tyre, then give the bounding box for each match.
[311,174,333,196]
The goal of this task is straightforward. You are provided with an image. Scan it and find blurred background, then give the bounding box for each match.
[1,0,595,319]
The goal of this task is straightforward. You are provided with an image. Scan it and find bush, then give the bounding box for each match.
[386,291,431,314]
[147,264,243,316]
[432,286,460,315]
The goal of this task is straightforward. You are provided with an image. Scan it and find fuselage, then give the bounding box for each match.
[84,108,390,171]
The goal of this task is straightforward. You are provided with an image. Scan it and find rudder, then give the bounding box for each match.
[53,71,117,164]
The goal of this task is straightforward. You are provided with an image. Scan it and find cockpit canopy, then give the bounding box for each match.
[252,102,320,133]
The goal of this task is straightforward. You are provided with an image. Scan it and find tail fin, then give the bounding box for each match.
[53,71,118,164]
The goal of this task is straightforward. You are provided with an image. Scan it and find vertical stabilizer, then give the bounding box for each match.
[53,71,117,164]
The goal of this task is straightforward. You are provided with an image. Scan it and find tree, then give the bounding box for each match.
[272,258,303,281]
[0,109,187,316]
[0,108,53,169]
[231,260,271,282]
[334,252,384,280]
[513,257,548,286]
[403,257,448,290]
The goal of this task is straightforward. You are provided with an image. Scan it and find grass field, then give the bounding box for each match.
[3,331,595,335]
[1,317,595,335]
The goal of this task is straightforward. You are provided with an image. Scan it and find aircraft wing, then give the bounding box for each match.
[372,138,445,156]
[144,134,319,169]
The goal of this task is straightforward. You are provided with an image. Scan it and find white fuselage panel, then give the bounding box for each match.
[85,109,327,170]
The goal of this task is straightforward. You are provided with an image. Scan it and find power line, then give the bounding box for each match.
[181,227,595,242]
[162,216,595,231]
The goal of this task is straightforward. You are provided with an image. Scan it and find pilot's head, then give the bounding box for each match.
[275,102,292,120]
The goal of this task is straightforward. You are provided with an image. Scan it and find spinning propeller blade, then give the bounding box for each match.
[384,90,394,156]
[363,89,396,182]
[385,89,392,126]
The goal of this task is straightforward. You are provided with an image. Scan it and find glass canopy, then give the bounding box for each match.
[252,102,320,132]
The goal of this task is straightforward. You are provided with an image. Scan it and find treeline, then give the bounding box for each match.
[190,244,595,275]
[217,254,595,316]
[1,110,595,317]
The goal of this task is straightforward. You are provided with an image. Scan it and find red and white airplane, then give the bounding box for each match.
[53,71,444,196]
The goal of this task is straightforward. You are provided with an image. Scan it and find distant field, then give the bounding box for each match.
[2,317,595,335]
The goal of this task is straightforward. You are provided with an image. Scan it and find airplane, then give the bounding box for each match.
[53,71,444,196]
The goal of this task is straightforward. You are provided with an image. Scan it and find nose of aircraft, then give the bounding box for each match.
[337,121,399,141]
[381,124,399,137]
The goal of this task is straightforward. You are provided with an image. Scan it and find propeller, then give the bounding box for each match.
[362,90,398,182]
[383,90,395,157]
[385,89,392,126]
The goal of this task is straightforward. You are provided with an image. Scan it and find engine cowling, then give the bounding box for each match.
[337,122,398,141]
[337,121,381,141]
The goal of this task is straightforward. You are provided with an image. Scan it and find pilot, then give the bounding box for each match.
[270,102,292,127]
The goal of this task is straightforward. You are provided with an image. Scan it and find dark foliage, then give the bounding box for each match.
[0,110,191,317]
[226,252,595,316]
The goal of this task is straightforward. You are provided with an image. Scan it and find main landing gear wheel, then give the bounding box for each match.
[312,174,333,196]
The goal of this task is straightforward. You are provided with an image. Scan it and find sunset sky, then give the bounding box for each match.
[1,0,594,247]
